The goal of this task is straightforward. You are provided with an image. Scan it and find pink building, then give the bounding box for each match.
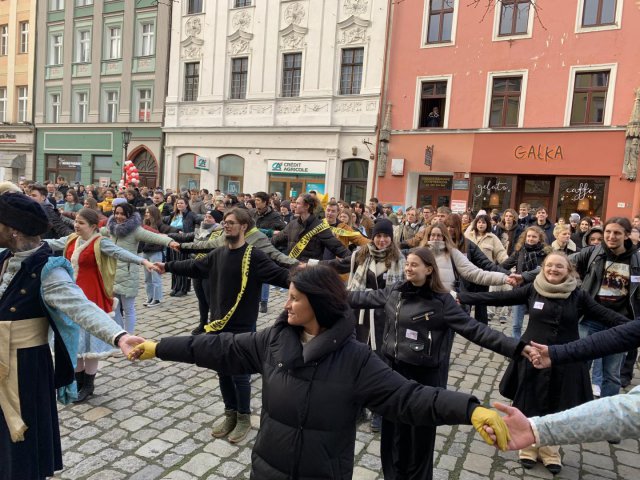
[377,0,640,222]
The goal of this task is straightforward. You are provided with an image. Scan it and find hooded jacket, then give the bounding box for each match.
[272,214,350,262]
[155,310,481,479]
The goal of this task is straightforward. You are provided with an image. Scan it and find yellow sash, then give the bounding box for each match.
[204,245,253,332]
[289,221,330,259]
[327,220,363,238]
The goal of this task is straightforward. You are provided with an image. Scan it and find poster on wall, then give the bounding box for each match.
[451,200,467,214]
[305,183,325,195]
[227,181,240,194]
[99,177,111,187]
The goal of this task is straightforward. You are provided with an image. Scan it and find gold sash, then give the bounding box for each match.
[0,317,49,442]
[327,219,362,238]
[288,221,330,259]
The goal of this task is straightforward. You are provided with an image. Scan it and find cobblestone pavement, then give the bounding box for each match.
[55,277,640,480]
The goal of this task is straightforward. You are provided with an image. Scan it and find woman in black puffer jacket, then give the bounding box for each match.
[130,266,511,480]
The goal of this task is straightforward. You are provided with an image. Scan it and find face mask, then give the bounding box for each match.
[428,240,445,253]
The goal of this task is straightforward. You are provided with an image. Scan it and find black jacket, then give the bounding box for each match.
[272,214,350,262]
[255,206,286,231]
[163,210,197,234]
[155,311,481,480]
[349,282,522,386]
[41,201,73,239]
[460,240,510,294]
[501,244,549,282]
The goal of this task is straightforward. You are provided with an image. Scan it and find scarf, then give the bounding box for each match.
[106,211,141,238]
[522,243,545,272]
[533,270,577,299]
[348,244,405,291]
[69,233,101,281]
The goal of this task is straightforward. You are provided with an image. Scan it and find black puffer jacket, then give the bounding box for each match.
[156,311,481,480]
[272,214,350,261]
[255,206,286,231]
[349,282,522,385]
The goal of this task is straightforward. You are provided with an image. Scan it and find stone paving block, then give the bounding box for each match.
[352,466,378,479]
[82,406,113,422]
[129,465,165,480]
[136,438,174,458]
[365,439,379,455]
[204,438,239,457]
[463,452,492,476]
[158,428,190,444]
[616,449,640,468]
[160,471,195,480]
[582,441,613,455]
[120,415,153,432]
[216,460,245,478]
[181,452,221,476]
[436,453,457,471]
[459,471,486,480]
[87,469,127,480]
[581,451,614,470]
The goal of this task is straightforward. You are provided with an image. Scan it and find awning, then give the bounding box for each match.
[0,154,25,169]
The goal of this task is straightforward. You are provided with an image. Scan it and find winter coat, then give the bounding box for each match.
[501,244,549,282]
[349,281,522,387]
[101,213,172,297]
[164,210,197,234]
[457,239,511,295]
[188,199,208,215]
[255,206,286,232]
[41,200,73,239]
[464,231,508,264]
[434,248,508,292]
[272,214,351,262]
[139,224,176,254]
[551,239,577,255]
[459,284,628,416]
[154,310,482,480]
[532,220,555,245]
[494,222,519,256]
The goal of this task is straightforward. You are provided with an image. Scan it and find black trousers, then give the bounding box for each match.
[169,249,191,294]
[193,277,210,328]
[620,348,638,383]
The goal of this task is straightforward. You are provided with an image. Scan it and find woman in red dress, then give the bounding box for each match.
[46,208,155,401]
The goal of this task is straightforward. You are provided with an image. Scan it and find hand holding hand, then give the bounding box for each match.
[521,345,534,362]
[169,241,181,251]
[128,340,158,361]
[507,274,523,286]
[154,262,166,274]
[529,341,552,369]
[487,402,535,450]
[471,406,511,451]
[117,334,146,358]
[142,260,155,272]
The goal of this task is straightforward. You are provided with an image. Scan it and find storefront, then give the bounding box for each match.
[0,127,34,182]
[267,160,326,200]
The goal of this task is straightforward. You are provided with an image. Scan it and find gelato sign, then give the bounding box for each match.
[268,160,326,175]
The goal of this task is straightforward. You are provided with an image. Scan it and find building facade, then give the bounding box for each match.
[378,0,640,221]
[0,0,36,182]
[33,0,171,187]
[163,0,389,202]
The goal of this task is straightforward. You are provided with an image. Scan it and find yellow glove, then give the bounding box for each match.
[129,340,158,361]
[471,406,510,451]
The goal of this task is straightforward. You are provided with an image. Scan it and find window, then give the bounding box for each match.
[19,22,28,53]
[282,53,302,98]
[340,160,369,204]
[489,77,522,128]
[74,91,89,123]
[76,29,91,63]
[340,48,364,95]
[139,21,155,56]
[49,32,63,65]
[187,0,203,14]
[50,0,64,11]
[0,25,7,56]
[419,81,447,128]
[234,0,252,7]
[582,0,616,27]
[177,153,201,191]
[106,26,121,59]
[557,177,607,220]
[470,175,515,213]
[104,90,119,122]
[46,155,82,184]
[49,93,61,123]
[231,57,248,99]
[183,62,199,101]
[426,0,455,44]
[0,88,6,123]
[137,88,152,122]
[218,155,244,193]
[570,71,609,125]
[17,86,28,122]
[92,156,113,185]
[498,0,531,36]
[76,0,94,6]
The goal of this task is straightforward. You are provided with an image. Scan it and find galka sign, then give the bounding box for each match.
[268,160,326,175]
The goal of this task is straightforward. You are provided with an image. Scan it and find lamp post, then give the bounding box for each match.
[121,127,132,187]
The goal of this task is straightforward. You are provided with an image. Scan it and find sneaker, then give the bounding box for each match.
[592,384,601,398]
[259,301,268,314]
[146,300,161,308]
[142,298,153,306]
[370,414,382,433]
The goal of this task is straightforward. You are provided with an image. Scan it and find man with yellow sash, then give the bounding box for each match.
[322,201,369,260]
[0,192,144,480]
[272,193,351,263]
[154,207,292,444]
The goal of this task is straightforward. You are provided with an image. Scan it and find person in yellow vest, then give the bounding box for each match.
[323,201,369,259]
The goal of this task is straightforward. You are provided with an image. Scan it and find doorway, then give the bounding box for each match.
[516,176,555,214]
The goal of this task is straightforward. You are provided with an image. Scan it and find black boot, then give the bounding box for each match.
[75,371,85,391]
[74,374,95,403]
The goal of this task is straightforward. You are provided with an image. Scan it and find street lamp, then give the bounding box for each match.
[122,127,132,186]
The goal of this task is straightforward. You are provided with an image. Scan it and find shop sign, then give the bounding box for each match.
[474,179,511,198]
[452,179,469,190]
[564,182,595,201]
[451,200,467,214]
[58,158,81,167]
[419,175,452,190]
[194,155,210,170]
[514,144,564,162]
[0,133,17,143]
[268,160,326,175]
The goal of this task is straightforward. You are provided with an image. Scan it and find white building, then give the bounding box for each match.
[163,0,389,202]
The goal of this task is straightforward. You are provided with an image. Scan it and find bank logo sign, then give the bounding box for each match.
[267,160,326,175]
[271,162,283,172]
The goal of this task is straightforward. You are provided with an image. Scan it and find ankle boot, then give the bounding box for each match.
[228,413,251,443]
[75,371,85,391]
[211,409,237,438]
[74,373,95,403]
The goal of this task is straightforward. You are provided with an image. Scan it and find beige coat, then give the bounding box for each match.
[465,231,508,264]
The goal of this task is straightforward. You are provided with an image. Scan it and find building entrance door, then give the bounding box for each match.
[516,175,556,215]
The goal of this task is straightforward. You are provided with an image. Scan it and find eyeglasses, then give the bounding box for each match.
[222,220,239,227]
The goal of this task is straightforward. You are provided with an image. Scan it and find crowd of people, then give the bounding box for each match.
[2,176,639,480]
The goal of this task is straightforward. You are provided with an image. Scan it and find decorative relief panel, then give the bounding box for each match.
[277,103,302,114]
[334,101,363,113]
[181,45,202,60]
[279,24,308,51]
[305,103,329,113]
[343,0,368,15]
[166,106,176,115]
[284,2,306,25]
[226,104,248,116]
[181,16,204,60]
[250,105,273,114]
[185,17,202,38]
[205,106,222,115]
[228,30,254,55]
[232,10,252,31]
[338,26,368,44]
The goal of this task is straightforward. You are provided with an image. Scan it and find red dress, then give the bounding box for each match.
[65,237,113,313]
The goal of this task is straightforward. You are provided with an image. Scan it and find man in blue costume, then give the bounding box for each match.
[0,192,145,480]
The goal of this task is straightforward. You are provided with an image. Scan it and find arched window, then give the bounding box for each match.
[218,154,244,194]
[132,148,158,188]
[177,153,201,191]
[340,159,368,204]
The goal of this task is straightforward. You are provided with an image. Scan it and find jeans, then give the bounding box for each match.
[579,320,624,397]
[592,358,603,387]
[142,251,163,301]
[114,294,137,333]
[260,283,270,303]
[219,373,251,414]
[512,303,526,340]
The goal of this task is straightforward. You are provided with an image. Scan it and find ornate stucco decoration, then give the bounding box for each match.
[337,15,371,45]
[280,24,309,50]
[232,10,252,31]
[181,17,204,60]
[343,0,369,15]
[623,88,640,181]
[228,30,254,55]
[284,2,306,25]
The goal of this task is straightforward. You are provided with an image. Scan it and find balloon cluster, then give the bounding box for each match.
[119,160,140,188]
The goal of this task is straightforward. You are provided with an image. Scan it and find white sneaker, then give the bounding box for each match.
[142,298,153,306]
[592,384,601,397]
